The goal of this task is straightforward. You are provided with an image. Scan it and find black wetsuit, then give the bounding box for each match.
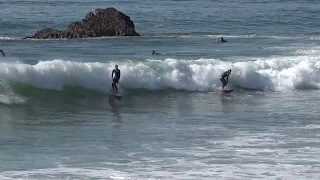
[220,39,227,42]
[152,51,161,55]
[0,51,5,57]
[220,71,230,89]
[112,69,121,91]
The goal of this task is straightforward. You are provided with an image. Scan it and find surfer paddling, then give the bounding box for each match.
[111,65,121,92]
[220,69,232,90]
[152,50,165,56]
[217,37,227,43]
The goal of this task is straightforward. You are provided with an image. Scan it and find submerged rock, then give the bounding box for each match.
[29,7,139,39]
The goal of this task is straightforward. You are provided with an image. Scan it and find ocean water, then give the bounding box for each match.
[1,0,320,179]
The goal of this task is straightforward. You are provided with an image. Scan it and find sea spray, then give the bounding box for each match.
[0,80,27,105]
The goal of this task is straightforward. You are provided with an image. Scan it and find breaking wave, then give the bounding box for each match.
[0,35,21,40]
[0,55,319,96]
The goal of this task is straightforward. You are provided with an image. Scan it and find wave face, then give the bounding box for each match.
[0,56,319,96]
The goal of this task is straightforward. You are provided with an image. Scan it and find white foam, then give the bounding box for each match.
[0,80,27,105]
[0,54,319,92]
[295,47,320,56]
[303,124,320,130]
[0,93,26,105]
[207,34,305,40]
[1,131,319,180]
[0,36,20,40]
[310,36,320,40]
[0,167,133,180]
[207,34,258,39]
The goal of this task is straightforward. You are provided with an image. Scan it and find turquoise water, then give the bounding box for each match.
[1,0,320,179]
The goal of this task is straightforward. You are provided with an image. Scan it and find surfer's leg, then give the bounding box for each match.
[223,82,227,89]
[112,78,116,90]
[112,78,118,91]
[220,77,226,89]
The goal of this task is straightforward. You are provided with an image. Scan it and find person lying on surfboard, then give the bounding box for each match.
[220,37,227,42]
[111,65,121,92]
[217,37,227,43]
[220,69,232,89]
[152,50,165,55]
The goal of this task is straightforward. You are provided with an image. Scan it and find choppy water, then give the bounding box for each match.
[0,0,320,179]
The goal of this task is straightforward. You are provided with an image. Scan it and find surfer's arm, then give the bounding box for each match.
[111,70,114,79]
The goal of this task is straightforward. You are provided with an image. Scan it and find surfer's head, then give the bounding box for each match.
[115,65,118,69]
[228,69,232,73]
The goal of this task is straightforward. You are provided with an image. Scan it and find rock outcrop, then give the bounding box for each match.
[29,8,139,39]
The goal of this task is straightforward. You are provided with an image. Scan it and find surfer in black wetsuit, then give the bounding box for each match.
[219,37,227,43]
[111,65,121,92]
[152,50,162,55]
[0,50,5,57]
[220,69,232,89]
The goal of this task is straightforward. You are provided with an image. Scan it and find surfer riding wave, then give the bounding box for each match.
[220,69,232,89]
[111,65,121,92]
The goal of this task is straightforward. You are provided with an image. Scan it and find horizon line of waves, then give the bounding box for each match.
[3,34,320,41]
[206,34,320,40]
[142,33,320,40]
[0,57,319,93]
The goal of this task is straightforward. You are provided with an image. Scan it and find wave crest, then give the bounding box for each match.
[1,57,319,93]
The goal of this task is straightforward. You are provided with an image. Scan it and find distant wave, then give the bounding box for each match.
[0,35,21,40]
[206,34,320,40]
[2,33,320,41]
[142,33,320,40]
[295,46,320,56]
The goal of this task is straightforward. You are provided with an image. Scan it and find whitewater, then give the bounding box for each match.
[1,55,320,95]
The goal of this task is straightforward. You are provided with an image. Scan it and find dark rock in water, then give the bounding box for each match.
[31,28,64,39]
[29,7,139,39]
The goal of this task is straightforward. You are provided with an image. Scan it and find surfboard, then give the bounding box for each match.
[110,90,122,97]
[113,92,122,97]
[215,88,233,93]
[221,89,233,93]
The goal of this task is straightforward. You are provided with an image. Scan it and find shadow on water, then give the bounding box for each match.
[108,95,122,123]
[219,92,236,113]
[218,90,255,114]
